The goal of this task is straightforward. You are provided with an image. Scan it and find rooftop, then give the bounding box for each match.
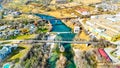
[87,14,120,37]
[77,8,88,12]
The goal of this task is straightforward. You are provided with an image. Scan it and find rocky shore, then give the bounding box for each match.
[48,21,52,32]
[56,54,67,68]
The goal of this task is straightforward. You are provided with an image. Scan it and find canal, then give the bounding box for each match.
[35,14,76,68]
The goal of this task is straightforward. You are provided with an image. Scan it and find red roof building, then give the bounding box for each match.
[98,48,111,61]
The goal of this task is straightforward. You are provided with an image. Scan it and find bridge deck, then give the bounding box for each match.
[44,17,78,20]
[0,40,99,44]
[49,32,72,34]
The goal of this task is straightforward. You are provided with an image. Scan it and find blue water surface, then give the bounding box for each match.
[35,14,76,68]
[3,63,10,68]
[0,4,3,10]
[35,14,71,32]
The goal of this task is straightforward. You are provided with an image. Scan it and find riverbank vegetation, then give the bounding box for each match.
[21,43,50,68]
[48,34,76,68]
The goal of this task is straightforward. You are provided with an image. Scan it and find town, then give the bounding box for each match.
[0,0,120,68]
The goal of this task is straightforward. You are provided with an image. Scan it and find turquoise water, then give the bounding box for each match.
[0,4,3,10]
[36,14,76,68]
[3,63,10,68]
[35,14,71,32]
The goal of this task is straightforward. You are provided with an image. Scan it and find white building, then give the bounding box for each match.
[85,14,120,42]
[76,8,90,16]
[74,26,80,33]
[95,3,118,11]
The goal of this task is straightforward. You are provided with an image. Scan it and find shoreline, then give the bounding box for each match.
[37,13,76,68]
[48,21,52,32]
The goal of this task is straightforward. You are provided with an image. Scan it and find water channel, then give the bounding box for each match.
[35,14,76,68]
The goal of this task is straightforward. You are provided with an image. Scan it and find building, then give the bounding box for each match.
[76,8,90,16]
[0,25,7,31]
[11,11,21,16]
[98,48,111,61]
[0,46,12,62]
[95,3,118,11]
[0,44,18,62]
[29,24,36,34]
[56,0,67,4]
[14,29,20,35]
[104,47,120,63]
[73,0,102,5]
[83,14,120,42]
[74,26,80,33]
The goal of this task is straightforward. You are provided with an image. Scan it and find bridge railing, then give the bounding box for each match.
[0,40,100,44]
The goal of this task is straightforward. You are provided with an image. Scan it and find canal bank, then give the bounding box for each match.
[35,14,76,68]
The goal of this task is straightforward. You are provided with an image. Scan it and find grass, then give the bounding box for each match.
[79,30,90,41]
[0,38,4,41]
[0,34,37,40]
[110,50,117,57]
[2,46,25,64]
[9,35,18,39]
[1,42,11,44]
[36,27,48,33]
[118,56,120,60]
[72,30,92,51]
[15,34,37,40]
[9,44,32,61]
[6,47,25,62]
[25,60,31,68]
[0,46,3,49]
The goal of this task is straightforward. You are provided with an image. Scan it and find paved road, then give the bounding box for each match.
[0,40,100,44]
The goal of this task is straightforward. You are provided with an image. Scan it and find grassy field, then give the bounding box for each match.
[9,44,32,62]
[15,34,37,40]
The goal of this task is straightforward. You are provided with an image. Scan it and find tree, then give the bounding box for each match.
[69,0,73,2]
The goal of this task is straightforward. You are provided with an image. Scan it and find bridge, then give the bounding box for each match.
[51,23,63,26]
[43,16,78,21]
[49,32,72,34]
[55,17,78,20]
[0,40,99,44]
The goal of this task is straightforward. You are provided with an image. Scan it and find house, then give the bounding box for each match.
[0,46,12,62]
[0,32,3,38]
[0,45,18,62]
[0,26,7,31]
[14,29,20,35]
[56,0,67,4]
[76,8,90,16]
[29,24,36,34]
[11,11,21,16]
[74,26,80,33]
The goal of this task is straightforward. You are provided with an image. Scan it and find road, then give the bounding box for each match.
[0,40,100,44]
